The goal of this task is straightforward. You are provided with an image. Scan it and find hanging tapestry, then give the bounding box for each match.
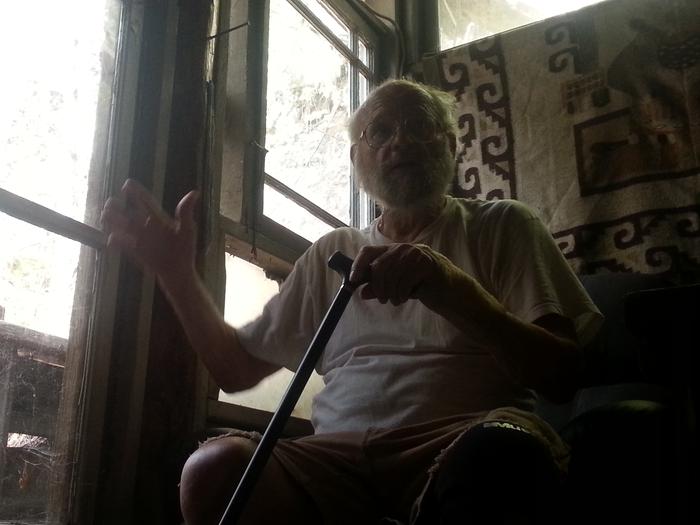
[421,0,700,278]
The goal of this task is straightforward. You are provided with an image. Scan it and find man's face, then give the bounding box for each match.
[351,86,456,210]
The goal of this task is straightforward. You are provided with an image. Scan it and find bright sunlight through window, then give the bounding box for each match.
[0,0,109,337]
[263,0,372,241]
[219,255,323,419]
[0,1,116,521]
[439,0,608,50]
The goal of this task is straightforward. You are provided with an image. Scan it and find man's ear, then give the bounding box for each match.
[350,143,357,165]
[446,132,457,158]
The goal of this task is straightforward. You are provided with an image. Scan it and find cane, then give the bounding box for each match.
[218,250,359,525]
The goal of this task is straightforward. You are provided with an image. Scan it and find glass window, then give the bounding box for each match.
[263,183,335,242]
[0,218,82,338]
[0,0,114,227]
[218,255,323,418]
[359,73,370,111]
[298,0,351,47]
[0,214,97,522]
[359,39,369,67]
[265,0,352,229]
[0,0,119,520]
[439,0,608,50]
[264,0,375,242]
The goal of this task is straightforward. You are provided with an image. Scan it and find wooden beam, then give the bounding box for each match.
[0,187,106,250]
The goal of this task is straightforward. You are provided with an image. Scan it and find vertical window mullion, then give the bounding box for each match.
[349,31,360,228]
[254,0,382,242]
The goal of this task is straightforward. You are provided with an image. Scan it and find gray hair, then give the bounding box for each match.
[348,78,458,143]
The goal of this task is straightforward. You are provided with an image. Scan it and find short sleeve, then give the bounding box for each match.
[236,246,322,371]
[474,200,603,346]
[235,229,355,371]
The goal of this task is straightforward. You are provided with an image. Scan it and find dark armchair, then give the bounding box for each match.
[536,274,698,525]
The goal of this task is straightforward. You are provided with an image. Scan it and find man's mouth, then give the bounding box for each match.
[386,160,420,172]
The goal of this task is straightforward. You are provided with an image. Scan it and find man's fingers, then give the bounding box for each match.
[106,231,156,272]
[106,231,138,253]
[403,263,431,302]
[360,284,377,300]
[355,244,437,305]
[121,178,169,224]
[392,269,420,305]
[101,191,158,240]
[350,245,388,284]
[395,249,429,303]
[383,247,420,304]
[100,196,128,231]
[175,190,200,233]
[368,248,402,303]
[354,244,410,303]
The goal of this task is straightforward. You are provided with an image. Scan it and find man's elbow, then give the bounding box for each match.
[217,356,281,394]
[215,373,244,394]
[217,371,265,394]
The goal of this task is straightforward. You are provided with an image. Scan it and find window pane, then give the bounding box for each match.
[439,0,607,50]
[265,0,352,231]
[218,255,323,419]
[263,183,335,242]
[359,39,369,67]
[0,213,96,521]
[0,0,116,227]
[360,72,370,108]
[0,218,82,339]
[351,73,374,230]
[297,0,350,47]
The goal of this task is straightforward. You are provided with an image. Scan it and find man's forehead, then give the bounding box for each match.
[365,86,434,121]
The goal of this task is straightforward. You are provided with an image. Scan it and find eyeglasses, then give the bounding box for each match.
[359,116,443,149]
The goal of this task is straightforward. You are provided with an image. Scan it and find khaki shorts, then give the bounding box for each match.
[208,407,569,525]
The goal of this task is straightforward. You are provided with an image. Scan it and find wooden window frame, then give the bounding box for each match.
[205,0,394,432]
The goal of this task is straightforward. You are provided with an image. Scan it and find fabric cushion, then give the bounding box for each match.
[578,272,671,386]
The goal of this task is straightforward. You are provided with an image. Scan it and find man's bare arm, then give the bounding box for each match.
[101,179,279,392]
[159,267,280,392]
[437,276,582,404]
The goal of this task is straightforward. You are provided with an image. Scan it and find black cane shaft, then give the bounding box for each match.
[219,256,356,525]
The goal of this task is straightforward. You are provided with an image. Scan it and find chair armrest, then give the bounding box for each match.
[625,282,699,336]
[624,283,699,386]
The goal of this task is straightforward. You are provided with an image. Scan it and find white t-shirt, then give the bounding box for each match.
[237,197,603,434]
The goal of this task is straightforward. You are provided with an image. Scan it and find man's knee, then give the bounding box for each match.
[432,424,562,524]
[182,435,255,484]
[180,436,256,524]
[437,423,557,481]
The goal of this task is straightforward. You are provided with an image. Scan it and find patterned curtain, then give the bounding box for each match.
[421,0,700,280]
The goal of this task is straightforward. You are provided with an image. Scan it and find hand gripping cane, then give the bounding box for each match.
[218,251,360,525]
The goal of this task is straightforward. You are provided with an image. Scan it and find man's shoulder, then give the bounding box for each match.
[448,196,538,224]
[313,226,368,246]
[303,226,369,261]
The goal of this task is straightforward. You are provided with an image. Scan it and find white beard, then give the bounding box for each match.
[356,151,454,210]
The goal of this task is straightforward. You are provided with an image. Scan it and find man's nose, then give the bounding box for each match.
[389,123,412,147]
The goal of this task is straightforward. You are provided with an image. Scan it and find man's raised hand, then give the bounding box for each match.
[100,179,199,284]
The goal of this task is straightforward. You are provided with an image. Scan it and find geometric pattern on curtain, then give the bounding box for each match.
[421,0,700,278]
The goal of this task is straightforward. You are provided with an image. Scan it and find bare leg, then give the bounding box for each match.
[180,436,322,525]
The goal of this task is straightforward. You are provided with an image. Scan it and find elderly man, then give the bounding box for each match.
[102,79,602,524]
